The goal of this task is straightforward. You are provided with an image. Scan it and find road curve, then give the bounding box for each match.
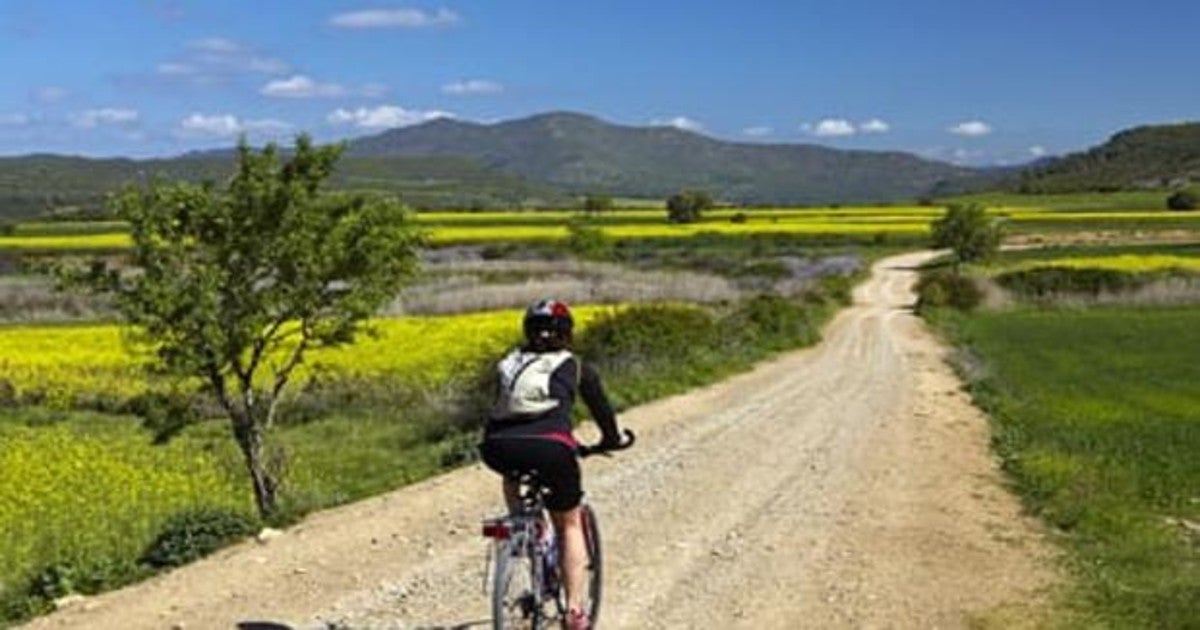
[25,251,1057,630]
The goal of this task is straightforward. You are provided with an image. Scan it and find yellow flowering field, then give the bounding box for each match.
[0,233,132,251]
[0,307,615,408]
[0,422,247,596]
[1007,254,1200,273]
[8,205,1200,250]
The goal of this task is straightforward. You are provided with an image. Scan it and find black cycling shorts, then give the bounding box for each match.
[479,437,582,511]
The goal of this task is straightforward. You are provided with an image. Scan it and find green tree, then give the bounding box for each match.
[666,189,713,224]
[930,202,1003,271]
[72,136,423,518]
[582,194,613,214]
[1166,187,1198,211]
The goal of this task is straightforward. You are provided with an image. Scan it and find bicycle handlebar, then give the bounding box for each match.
[578,429,636,458]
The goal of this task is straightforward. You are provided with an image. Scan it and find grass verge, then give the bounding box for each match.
[925,306,1200,628]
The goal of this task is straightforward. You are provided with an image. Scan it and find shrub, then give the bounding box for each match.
[995,266,1151,298]
[724,294,817,351]
[575,304,718,370]
[1166,188,1198,211]
[564,222,613,260]
[582,195,613,214]
[931,203,1003,268]
[666,190,713,224]
[916,270,983,311]
[139,508,258,569]
[730,212,748,224]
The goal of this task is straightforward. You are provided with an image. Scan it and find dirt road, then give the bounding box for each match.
[26,251,1057,630]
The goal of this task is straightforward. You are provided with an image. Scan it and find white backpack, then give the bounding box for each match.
[492,348,575,420]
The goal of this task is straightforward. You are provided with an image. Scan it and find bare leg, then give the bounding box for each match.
[549,507,586,615]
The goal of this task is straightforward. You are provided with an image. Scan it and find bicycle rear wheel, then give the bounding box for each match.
[582,504,603,625]
[492,539,543,630]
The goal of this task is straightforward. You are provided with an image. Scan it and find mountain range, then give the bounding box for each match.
[1,112,1197,220]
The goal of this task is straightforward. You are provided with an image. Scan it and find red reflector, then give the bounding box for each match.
[482,522,510,539]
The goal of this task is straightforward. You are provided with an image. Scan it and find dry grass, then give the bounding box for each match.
[388,261,741,314]
[0,276,108,323]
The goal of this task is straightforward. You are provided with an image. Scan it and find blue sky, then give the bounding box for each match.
[1,0,1197,165]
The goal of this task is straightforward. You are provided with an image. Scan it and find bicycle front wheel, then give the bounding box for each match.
[582,504,603,625]
[492,539,543,630]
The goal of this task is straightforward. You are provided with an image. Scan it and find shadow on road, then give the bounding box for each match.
[412,620,491,630]
[234,619,491,630]
[234,614,487,624]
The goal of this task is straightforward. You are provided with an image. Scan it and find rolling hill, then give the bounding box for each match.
[1013,122,1200,193]
[0,153,567,220]
[346,111,973,205]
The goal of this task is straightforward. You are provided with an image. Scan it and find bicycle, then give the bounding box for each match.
[481,429,635,630]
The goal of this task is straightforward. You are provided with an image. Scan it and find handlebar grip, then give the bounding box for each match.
[579,429,636,458]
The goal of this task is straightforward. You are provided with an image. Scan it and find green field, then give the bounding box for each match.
[929,307,1200,628]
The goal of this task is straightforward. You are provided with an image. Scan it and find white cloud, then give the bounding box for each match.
[330,8,460,29]
[242,118,293,133]
[1029,145,1048,157]
[156,62,196,76]
[859,118,890,134]
[442,79,504,95]
[179,113,240,137]
[33,86,67,103]
[188,37,242,54]
[948,120,993,137]
[652,116,704,132]
[811,118,856,137]
[742,126,773,137]
[261,75,347,98]
[0,113,30,126]
[327,105,454,129]
[152,38,289,84]
[177,113,292,138]
[70,108,139,128]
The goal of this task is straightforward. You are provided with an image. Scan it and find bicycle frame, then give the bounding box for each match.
[483,479,565,628]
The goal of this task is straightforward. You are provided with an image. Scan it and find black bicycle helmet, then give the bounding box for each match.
[523,298,574,343]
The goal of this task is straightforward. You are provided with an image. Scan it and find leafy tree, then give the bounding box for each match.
[1166,187,1198,211]
[666,189,713,224]
[930,202,1003,271]
[70,136,424,518]
[582,194,613,214]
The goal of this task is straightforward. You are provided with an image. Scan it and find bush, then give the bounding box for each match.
[666,190,713,224]
[931,203,1003,267]
[582,195,613,214]
[804,274,854,306]
[576,304,718,370]
[723,294,818,351]
[730,212,748,224]
[1166,188,1198,211]
[995,266,1151,298]
[564,222,613,260]
[916,271,984,311]
[139,508,258,569]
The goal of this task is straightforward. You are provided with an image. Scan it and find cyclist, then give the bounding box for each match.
[479,299,623,630]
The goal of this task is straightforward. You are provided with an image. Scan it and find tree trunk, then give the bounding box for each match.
[232,410,278,518]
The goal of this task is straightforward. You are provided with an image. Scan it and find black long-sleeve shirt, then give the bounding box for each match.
[484,356,619,444]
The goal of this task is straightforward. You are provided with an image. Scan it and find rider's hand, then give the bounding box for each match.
[599,432,623,449]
